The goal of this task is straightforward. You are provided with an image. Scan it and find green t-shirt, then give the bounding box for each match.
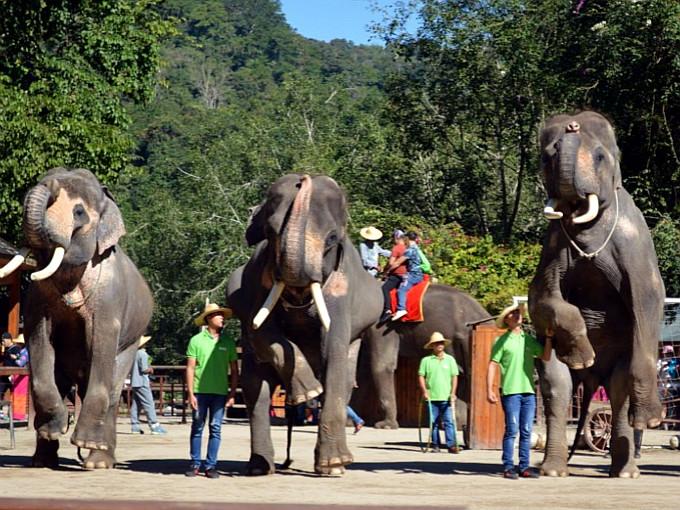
[186,329,238,395]
[490,330,543,396]
[418,353,459,401]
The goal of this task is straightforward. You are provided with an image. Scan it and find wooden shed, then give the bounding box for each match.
[0,237,35,337]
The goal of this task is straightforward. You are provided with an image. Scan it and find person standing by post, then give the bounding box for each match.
[418,331,461,454]
[130,335,167,435]
[487,303,552,479]
[185,302,239,479]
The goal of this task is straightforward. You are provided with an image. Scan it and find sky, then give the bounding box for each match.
[279,0,397,46]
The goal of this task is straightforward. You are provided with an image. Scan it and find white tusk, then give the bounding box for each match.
[30,246,65,281]
[252,281,285,330]
[543,198,563,220]
[311,282,331,332]
[0,248,29,279]
[572,194,599,224]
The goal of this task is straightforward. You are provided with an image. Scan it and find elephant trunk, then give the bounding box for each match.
[557,132,582,200]
[23,184,52,248]
[279,175,321,286]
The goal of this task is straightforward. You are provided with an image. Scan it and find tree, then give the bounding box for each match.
[0,0,173,241]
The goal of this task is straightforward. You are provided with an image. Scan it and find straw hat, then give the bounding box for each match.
[423,331,451,349]
[360,226,383,241]
[14,334,25,344]
[495,303,527,328]
[194,302,233,326]
[139,335,151,348]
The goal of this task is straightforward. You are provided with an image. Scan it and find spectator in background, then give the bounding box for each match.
[358,226,391,277]
[130,335,167,435]
[2,333,29,421]
[185,302,239,479]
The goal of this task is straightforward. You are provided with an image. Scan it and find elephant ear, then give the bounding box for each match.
[97,186,126,254]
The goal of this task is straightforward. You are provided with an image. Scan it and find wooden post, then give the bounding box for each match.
[468,324,505,449]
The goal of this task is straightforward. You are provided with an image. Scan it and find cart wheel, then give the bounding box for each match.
[584,406,612,453]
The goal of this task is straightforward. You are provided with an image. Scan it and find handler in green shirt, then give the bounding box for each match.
[185,302,239,479]
[487,303,552,480]
[418,331,461,454]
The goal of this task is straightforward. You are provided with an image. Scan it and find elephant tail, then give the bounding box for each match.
[280,404,295,470]
[568,381,596,460]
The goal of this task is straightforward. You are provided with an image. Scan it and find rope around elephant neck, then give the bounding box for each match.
[559,190,619,260]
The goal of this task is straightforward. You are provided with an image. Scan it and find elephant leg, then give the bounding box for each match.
[71,320,119,451]
[31,437,60,469]
[28,317,69,442]
[608,365,639,478]
[242,354,277,476]
[368,327,399,429]
[252,330,322,405]
[81,344,136,469]
[538,355,572,477]
[315,328,352,476]
[628,322,663,430]
[533,294,594,369]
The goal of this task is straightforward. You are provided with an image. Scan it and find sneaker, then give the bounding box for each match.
[378,310,392,324]
[431,446,441,453]
[354,422,364,434]
[392,310,407,321]
[503,469,519,480]
[205,468,220,479]
[520,468,540,479]
[150,424,167,435]
[185,466,200,477]
[634,451,641,459]
[131,426,144,434]
[448,446,461,454]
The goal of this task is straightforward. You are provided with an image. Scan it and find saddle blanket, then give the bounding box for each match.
[389,274,430,322]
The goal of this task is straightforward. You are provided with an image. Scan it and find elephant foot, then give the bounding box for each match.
[555,337,595,370]
[71,424,110,451]
[374,419,399,430]
[610,461,640,479]
[82,449,116,469]
[245,453,275,476]
[35,407,69,441]
[540,456,569,477]
[286,386,323,406]
[31,438,60,469]
[315,454,352,476]
[629,395,663,429]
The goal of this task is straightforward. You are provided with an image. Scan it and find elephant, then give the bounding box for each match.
[361,284,492,431]
[226,173,383,476]
[528,111,665,478]
[0,168,153,469]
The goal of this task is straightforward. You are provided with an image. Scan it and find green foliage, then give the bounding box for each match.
[0,0,174,241]
[652,218,680,298]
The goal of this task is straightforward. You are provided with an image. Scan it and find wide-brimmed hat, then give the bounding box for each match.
[194,303,233,326]
[360,226,383,241]
[139,335,151,348]
[14,334,24,344]
[423,331,451,349]
[495,303,527,328]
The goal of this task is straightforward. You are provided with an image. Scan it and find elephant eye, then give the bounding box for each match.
[594,148,606,166]
[325,231,338,249]
[73,204,86,219]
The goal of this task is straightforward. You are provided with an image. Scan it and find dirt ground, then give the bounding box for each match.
[0,418,678,509]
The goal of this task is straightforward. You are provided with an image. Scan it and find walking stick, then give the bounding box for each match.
[418,397,433,453]
[450,396,458,448]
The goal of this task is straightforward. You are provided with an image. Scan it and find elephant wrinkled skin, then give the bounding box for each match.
[1,168,153,469]
[227,174,383,476]
[528,112,664,478]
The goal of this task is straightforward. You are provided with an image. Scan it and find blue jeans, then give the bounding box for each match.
[397,272,424,311]
[501,393,536,472]
[190,394,227,470]
[346,405,364,427]
[429,400,457,448]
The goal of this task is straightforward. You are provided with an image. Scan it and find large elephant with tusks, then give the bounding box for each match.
[529,112,664,478]
[227,173,383,476]
[0,168,153,469]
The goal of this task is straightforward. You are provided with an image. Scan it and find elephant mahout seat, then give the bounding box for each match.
[389,274,431,322]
